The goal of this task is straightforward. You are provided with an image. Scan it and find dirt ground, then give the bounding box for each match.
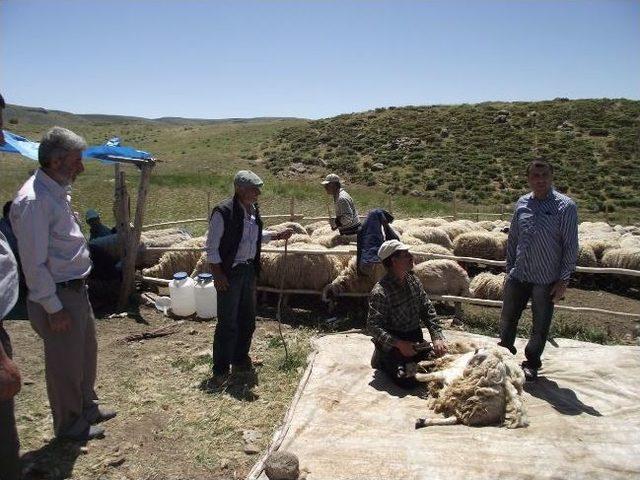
[7,304,314,480]
[5,285,639,479]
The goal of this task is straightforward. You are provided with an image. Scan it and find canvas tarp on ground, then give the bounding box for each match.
[249,330,640,480]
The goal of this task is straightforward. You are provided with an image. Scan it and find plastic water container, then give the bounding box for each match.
[194,273,217,319]
[168,272,196,317]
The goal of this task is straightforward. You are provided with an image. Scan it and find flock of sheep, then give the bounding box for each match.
[139,216,640,301]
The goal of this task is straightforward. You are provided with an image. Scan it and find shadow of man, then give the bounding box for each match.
[21,439,84,479]
[368,370,427,399]
[525,376,602,416]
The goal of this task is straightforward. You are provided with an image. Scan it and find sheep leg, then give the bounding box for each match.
[415,416,459,429]
[417,359,438,371]
[414,372,441,383]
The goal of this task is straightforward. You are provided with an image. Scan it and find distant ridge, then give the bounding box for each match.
[3,104,303,126]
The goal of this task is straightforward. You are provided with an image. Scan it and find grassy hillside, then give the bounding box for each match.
[259,98,640,216]
[2,99,639,230]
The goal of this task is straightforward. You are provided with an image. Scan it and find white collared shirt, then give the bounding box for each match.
[10,169,92,314]
[205,203,272,266]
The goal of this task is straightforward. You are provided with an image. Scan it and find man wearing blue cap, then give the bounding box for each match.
[205,170,293,386]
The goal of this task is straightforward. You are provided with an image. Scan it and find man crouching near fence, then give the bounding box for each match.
[367,240,448,389]
[11,127,116,441]
[205,171,293,388]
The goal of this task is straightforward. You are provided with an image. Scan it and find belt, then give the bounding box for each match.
[233,259,255,268]
[56,278,86,289]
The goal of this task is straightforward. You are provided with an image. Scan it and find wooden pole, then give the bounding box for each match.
[289,197,295,221]
[118,161,155,310]
[207,192,212,220]
[500,204,504,220]
[452,193,457,220]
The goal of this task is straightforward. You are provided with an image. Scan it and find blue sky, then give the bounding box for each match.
[1,0,638,119]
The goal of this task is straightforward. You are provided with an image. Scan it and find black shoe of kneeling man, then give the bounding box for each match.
[522,364,538,382]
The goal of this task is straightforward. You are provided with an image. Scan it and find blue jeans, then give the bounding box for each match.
[499,275,555,370]
[212,263,256,376]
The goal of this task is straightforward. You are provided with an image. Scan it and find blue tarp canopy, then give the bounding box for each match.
[1,130,153,164]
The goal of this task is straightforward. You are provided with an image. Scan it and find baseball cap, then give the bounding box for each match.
[378,239,410,261]
[234,170,264,188]
[85,209,100,221]
[321,173,341,185]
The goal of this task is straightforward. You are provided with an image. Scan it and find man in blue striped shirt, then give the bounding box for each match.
[499,159,578,381]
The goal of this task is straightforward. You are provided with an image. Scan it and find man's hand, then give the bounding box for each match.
[0,356,21,401]
[433,339,448,357]
[214,274,230,292]
[275,228,293,241]
[394,339,416,358]
[550,280,569,302]
[48,309,72,333]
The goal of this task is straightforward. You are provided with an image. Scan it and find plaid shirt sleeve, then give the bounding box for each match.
[417,279,445,341]
[367,286,396,352]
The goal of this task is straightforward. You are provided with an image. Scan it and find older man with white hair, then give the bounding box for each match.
[205,170,293,387]
[11,126,116,441]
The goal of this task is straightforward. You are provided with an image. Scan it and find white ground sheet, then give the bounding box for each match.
[251,330,640,480]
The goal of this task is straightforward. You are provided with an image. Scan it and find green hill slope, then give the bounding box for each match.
[259,98,640,214]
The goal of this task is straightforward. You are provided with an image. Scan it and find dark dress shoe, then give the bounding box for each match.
[60,425,105,441]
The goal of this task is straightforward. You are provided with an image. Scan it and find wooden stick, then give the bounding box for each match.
[123,321,184,342]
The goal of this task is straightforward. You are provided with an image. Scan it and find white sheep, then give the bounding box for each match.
[415,345,529,429]
[469,272,506,300]
[412,259,470,296]
[453,231,508,261]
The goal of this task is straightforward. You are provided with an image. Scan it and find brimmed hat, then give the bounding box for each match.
[234,170,264,188]
[85,209,100,221]
[321,173,341,185]
[378,239,410,261]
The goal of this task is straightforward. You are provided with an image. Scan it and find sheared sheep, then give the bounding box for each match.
[415,346,528,429]
[139,228,192,267]
[268,221,307,235]
[601,247,640,271]
[142,237,205,279]
[402,226,453,249]
[315,232,357,248]
[325,257,386,295]
[453,231,508,260]
[440,220,482,241]
[470,272,506,300]
[576,244,598,267]
[259,242,343,290]
[408,243,453,263]
[401,234,425,246]
[270,233,313,248]
[413,259,470,296]
[308,222,334,237]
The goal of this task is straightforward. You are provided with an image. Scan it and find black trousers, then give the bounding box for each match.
[372,328,431,389]
[212,264,256,376]
[0,325,20,480]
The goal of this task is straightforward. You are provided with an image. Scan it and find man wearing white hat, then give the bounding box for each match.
[321,173,361,235]
[367,240,448,388]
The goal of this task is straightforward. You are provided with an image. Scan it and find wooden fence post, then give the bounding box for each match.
[118,162,154,310]
[452,194,457,220]
[207,191,212,220]
[289,197,295,220]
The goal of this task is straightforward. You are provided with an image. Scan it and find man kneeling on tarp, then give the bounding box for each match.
[367,240,448,389]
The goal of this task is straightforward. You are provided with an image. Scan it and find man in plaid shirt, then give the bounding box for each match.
[367,240,448,388]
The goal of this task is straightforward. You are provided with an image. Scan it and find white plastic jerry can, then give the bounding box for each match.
[194,273,217,319]
[168,271,196,317]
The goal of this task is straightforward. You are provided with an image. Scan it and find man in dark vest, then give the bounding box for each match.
[205,171,293,386]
